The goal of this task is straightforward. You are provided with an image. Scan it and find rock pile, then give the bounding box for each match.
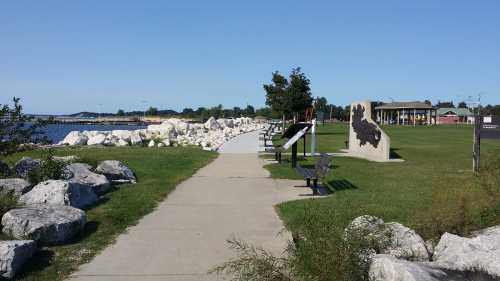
[0,158,136,279]
[59,117,262,151]
[346,215,500,281]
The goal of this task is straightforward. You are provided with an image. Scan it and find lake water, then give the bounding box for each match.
[40,124,147,143]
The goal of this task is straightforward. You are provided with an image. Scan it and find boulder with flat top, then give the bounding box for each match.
[2,205,86,245]
[95,160,136,183]
[64,163,111,195]
[20,180,97,209]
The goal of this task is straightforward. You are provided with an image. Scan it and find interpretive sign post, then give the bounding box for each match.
[474,115,500,172]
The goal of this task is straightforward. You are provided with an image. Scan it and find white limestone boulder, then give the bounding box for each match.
[0,179,31,196]
[0,240,37,279]
[111,130,132,142]
[204,117,221,130]
[20,180,97,209]
[116,139,129,147]
[148,123,176,138]
[60,131,88,146]
[369,254,467,281]
[1,205,86,245]
[129,131,143,145]
[14,157,41,178]
[64,163,110,195]
[346,215,385,235]
[87,133,107,145]
[384,222,430,261]
[345,216,429,261]
[433,230,500,277]
[95,160,136,183]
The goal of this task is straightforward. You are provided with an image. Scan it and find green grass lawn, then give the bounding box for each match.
[1,146,216,281]
[267,124,500,240]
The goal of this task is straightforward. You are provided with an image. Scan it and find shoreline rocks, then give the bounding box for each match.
[58,117,263,151]
[2,205,86,245]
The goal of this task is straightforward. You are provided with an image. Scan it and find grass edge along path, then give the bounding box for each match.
[1,146,217,281]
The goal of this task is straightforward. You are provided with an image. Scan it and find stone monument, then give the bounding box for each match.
[347,101,392,162]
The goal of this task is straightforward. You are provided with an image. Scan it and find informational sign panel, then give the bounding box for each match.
[283,127,308,150]
[481,116,500,139]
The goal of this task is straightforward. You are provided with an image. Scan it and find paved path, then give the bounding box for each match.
[70,131,304,281]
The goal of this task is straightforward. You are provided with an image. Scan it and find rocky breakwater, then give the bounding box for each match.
[59,117,263,151]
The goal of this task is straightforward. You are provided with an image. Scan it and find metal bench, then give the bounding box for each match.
[259,123,277,147]
[295,153,332,195]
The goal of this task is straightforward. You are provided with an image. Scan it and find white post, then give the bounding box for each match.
[311,119,317,156]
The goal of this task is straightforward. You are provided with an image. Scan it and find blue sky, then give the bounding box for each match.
[1,1,499,114]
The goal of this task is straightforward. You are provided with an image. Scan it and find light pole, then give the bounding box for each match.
[141,100,147,121]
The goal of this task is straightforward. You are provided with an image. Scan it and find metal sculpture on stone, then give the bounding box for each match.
[347,101,394,162]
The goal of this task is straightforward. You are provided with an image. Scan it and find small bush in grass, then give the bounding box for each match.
[27,149,66,185]
[0,190,19,218]
[213,203,390,281]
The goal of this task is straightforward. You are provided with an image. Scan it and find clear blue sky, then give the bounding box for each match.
[1,1,499,114]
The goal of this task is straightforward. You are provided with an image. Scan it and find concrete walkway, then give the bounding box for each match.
[70,131,304,281]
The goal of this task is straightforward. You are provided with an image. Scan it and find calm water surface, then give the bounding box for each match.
[41,124,147,143]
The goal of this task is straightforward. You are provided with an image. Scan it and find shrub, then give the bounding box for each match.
[0,190,19,219]
[212,203,390,281]
[27,149,67,185]
[414,154,500,239]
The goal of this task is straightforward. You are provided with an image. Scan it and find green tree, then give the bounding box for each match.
[208,104,223,118]
[116,109,125,116]
[264,71,289,117]
[255,107,273,118]
[315,97,328,113]
[145,107,159,116]
[232,107,242,117]
[1,97,47,155]
[287,67,313,119]
[458,101,468,108]
[182,108,194,117]
[264,67,313,124]
[244,105,255,117]
[436,101,455,108]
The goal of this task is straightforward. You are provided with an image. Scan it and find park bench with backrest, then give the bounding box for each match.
[259,122,277,147]
[295,153,332,195]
